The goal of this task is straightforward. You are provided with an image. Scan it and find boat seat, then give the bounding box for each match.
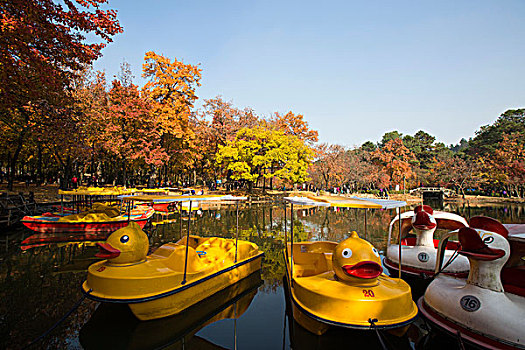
[501,266,525,297]
[155,243,207,272]
[195,237,257,264]
[293,251,331,277]
[401,236,460,250]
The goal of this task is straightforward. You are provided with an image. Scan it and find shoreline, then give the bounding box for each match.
[1,183,524,205]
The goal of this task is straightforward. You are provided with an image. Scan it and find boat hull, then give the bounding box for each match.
[22,210,153,234]
[283,245,418,335]
[419,275,525,349]
[385,244,469,279]
[128,254,263,320]
[83,251,264,321]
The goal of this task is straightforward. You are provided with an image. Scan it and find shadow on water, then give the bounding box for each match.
[79,271,263,350]
[1,201,524,349]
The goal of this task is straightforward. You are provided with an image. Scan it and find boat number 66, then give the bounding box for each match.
[363,289,375,297]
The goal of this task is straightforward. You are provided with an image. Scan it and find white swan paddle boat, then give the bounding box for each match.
[419,216,525,349]
[383,205,470,279]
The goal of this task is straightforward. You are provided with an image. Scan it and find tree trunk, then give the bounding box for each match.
[8,129,26,191]
[122,158,127,186]
[270,165,274,190]
[37,143,43,185]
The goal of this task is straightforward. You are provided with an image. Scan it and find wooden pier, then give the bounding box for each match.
[0,192,37,227]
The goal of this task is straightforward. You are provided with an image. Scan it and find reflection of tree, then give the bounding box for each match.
[0,242,99,349]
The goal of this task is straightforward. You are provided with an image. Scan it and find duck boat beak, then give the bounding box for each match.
[96,243,120,259]
[342,261,382,279]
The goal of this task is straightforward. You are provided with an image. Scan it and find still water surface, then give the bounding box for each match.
[1,201,524,349]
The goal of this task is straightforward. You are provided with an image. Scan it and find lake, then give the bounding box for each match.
[1,201,524,349]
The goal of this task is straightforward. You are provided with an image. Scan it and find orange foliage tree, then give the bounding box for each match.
[103,74,168,185]
[142,51,202,183]
[371,139,416,189]
[482,134,525,197]
[0,0,122,189]
[309,144,348,189]
[270,111,319,144]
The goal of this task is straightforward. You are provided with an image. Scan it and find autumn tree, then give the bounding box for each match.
[481,134,525,197]
[371,138,416,189]
[216,127,313,190]
[102,64,168,185]
[0,0,122,189]
[69,69,110,180]
[309,144,348,189]
[142,51,202,183]
[269,111,319,144]
[203,97,259,145]
[195,97,260,182]
[434,155,481,198]
[348,148,390,192]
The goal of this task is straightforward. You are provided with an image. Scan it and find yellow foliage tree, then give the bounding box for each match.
[216,127,313,189]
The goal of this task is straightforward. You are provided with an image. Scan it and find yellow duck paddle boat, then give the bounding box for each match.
[82,195,263,320]
[283,196,418,336]
[83,223,263,320]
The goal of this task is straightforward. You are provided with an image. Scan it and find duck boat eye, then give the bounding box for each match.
[120,235,129,243]
[342,248,352,258]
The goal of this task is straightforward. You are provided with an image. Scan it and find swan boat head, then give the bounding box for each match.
[96,222,149,265]
[458,216,510,292]
[333,231,382,285]
[411,205,437,247]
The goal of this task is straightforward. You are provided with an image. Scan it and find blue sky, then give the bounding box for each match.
[94,0,525,147]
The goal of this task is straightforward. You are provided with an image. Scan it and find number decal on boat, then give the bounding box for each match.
[363,289,375,297]
[460,295,481,312]
[418,252,429,262]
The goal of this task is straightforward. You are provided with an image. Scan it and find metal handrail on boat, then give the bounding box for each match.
[121,194,248,286]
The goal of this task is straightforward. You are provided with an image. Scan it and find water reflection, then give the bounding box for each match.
[1,202,524,349]
[79,271,262,350]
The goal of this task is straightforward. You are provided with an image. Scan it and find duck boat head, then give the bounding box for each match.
[333,231,382,285]
[96,222,149,265]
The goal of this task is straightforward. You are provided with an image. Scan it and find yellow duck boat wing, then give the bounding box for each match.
[82,223,264,320]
